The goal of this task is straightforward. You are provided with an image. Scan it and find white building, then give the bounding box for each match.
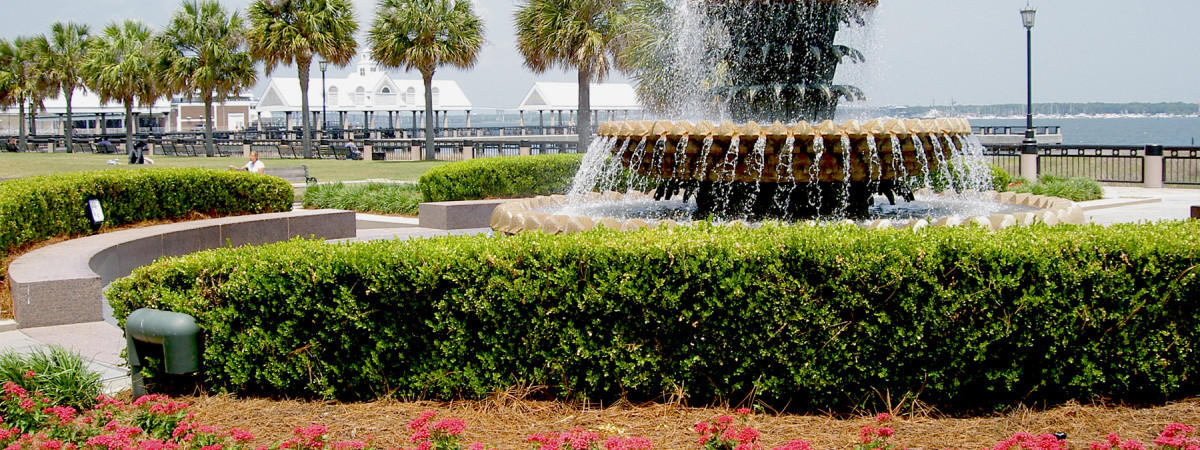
[255,54,473,130]
[515,82,643,127]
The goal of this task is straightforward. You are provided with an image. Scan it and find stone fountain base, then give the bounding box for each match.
[490,190,1087,235]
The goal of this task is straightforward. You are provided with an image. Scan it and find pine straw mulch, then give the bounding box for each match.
[178,391,1200,449]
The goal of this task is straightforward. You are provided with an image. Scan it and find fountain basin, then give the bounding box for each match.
[596,118,973,183]
[490,190,1087,235]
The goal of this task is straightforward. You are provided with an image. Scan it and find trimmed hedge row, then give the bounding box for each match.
[0,168,293,258]
[107,221,1200,410]
[418,154,583,202]
[302,182,424,215]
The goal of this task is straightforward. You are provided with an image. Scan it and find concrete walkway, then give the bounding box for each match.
[0,188,1195,395]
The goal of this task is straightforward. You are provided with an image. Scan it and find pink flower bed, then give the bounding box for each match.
[3,379,1199,450]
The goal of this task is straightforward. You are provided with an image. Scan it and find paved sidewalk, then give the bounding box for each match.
[0,189,1194,395]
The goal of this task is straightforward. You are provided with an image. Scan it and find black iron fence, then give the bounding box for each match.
[982,144,1200,186]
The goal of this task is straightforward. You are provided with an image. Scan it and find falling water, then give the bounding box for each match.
[672,137,691,180]
[912,135,932,189]
[889,135,905,180]
[866,135,882,181]
[839,134,853,211]
[626,137,651,191]
[809,136,825,212]
[713,136,742,212]
[596,137,633,193]
[651,136,669,182]
[692,136,714,181]
[928,136,955,192]
[774,135,797,213]
[567,135,617,199]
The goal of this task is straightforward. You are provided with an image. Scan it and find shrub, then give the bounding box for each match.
[1000,172,1105,202]
[0,346,101,410]
[0,168,293,297]
[418,154,583,202]
[107,221,1200,411]
[303,182,423,215]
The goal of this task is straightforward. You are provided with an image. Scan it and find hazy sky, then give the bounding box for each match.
[3,0,1198,111]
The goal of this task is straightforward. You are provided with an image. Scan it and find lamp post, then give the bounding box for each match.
[318,59,328,131]
[1018,4,1038,181]
[1020,4,1036,148]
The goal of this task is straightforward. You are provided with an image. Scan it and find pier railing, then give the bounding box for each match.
[6,132,1198,187]
[983,144,1200,187]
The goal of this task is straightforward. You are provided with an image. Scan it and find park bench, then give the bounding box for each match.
[264,165,316,185]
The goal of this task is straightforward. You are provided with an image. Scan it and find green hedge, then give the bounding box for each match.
[418,154,583,202]
[303,182,423,215]
[0,168,292,264]
[107,221,1200,410]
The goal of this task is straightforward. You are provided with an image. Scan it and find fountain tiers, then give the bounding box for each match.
[596,118,973,184]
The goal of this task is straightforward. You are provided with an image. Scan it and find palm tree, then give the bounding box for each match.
[0,37,51,152]
[82,20,156,154]
[158,0,257,157]
[515,0,630,150]
[369,0,483,161]
[38,22,92,152]
[247,0,358,159]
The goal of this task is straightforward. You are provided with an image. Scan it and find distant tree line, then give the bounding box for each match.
[899,102,1200,117]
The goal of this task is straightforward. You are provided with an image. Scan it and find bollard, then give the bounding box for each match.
[125,308,200,398]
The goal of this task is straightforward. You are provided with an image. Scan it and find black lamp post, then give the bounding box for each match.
[318,59,328,131]
[1021,4,1037,152]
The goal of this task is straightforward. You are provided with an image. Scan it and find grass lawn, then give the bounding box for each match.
[0,152,445,183]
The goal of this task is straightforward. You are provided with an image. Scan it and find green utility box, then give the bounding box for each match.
[125,308,200,398]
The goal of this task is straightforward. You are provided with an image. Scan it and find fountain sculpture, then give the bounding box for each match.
[490,0,1087,233]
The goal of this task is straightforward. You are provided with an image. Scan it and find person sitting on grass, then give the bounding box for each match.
[231,151,265,174]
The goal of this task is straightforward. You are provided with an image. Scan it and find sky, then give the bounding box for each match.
[2,0,1199,111]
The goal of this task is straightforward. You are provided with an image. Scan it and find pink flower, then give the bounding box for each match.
[876,413,891,423]
[694,422,710,434]
[736,407,751,416]
[408,428,430,443]
[42,406,77,424]
[432,418,466,436]
[716,415,734,426]
[603,436,652,450]
[227,429,254,442]
[771,440,812,450]
[468,444,486,450]
[734,426,760,444]
[879,427,895,437]
[22,371,35,379]
[198,445,222,450]
[330,440,368,450]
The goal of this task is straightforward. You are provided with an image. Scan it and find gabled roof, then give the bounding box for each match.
[518,82,641,111]
[34,89,172,115]
[256,56,472,113]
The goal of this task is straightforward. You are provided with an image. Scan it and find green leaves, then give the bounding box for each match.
[108,220,1200,411]
[418,154,583,201]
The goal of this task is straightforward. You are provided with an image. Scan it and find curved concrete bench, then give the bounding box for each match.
[7,209,356,329]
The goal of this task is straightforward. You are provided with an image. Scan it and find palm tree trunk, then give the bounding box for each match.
[203,93,215,157]
[124,101,135,156]
[18,101,27,151]
[65,91,74,152]
[577,66,592,150]
[423,70,436,161]
[298,57,313,159]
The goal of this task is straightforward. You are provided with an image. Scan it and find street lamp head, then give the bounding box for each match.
[1021,4,1036,29]
[318,59,328,72]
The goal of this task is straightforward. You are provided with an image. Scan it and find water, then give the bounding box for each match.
[970,116,1200,146]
